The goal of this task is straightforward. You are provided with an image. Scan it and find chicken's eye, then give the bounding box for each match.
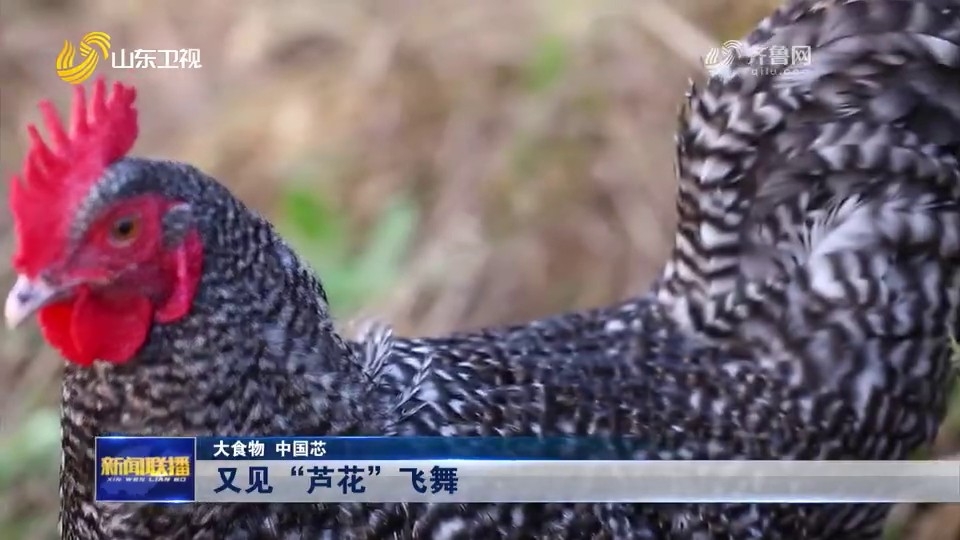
[108,215,141,246]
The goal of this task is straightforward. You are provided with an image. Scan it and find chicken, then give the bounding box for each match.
[4,0,958,538]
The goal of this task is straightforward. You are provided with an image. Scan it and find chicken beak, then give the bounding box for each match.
[4,275,62,329]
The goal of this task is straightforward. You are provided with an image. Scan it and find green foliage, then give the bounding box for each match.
[0,408,59,490]
[946,335,960,432]
[523,33,570,92]
[278,186,418,317]
[946,385,960,434]
[0,408,60,540]
[883,517,906,540]
[510,32,572,178]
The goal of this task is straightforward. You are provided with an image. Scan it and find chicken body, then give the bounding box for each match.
[60,159,955,539]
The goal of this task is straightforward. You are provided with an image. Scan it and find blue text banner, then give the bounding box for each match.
[95,437,960,504]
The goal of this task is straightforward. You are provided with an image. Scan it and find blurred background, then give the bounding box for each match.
[0,0,957,538]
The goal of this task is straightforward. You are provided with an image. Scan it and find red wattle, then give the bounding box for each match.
[71,290,153,364]
[38,299,91,366]
[37,288,154,366]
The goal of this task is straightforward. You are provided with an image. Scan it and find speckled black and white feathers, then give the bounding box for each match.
[656,0,960,313]
[334,256,954,539]
[60,160,875,540]
[344,0,960,537]
[653,0,960,486]
[58,158,398,539]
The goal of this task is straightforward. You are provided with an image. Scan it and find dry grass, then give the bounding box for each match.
[0,1,956,538]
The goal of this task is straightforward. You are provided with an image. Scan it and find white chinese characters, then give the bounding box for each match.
[704,39,813,77]
[111,49,202,70]
[211,439,327,458]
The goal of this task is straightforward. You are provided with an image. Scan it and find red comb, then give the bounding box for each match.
[9,77,138,277]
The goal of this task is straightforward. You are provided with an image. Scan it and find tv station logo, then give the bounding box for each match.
[99,455,191,480]
[56,31,202,85]
[95,436,196,502]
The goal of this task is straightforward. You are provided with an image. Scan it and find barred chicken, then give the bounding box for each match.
[4,0,958,538]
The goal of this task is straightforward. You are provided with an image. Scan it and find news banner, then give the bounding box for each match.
[95,436,960,504]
